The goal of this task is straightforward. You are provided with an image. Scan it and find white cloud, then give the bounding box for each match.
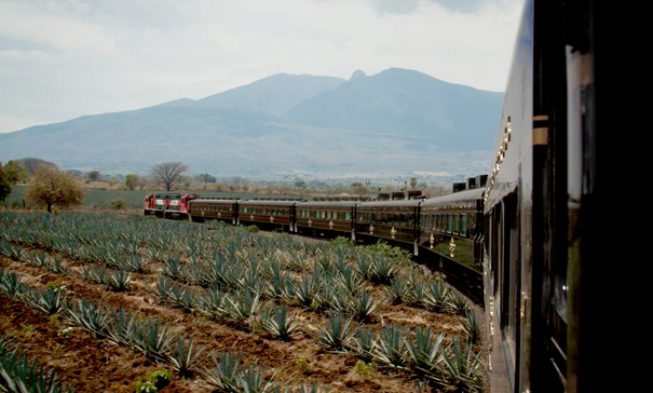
[0,0,524,133]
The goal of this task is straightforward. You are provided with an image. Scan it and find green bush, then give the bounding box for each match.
[110,198,127,210]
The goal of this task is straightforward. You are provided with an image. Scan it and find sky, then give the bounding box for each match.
[0,0,524,134]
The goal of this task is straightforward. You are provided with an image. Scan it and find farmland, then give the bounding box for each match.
[1,212,484,393]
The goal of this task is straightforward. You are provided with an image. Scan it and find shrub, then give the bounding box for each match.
[110,198,127,210]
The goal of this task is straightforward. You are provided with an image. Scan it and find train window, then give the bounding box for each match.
[243,207,248,214]
[447,215,452,233]
[345,212,351,221]
[460,214,467,236]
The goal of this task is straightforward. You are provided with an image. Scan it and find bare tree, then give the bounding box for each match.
[197,173,216,190]
[25,167,85,213]
[150,162,189,191]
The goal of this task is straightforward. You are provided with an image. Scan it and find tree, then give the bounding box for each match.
[0,165,11,201]
[86,170,101,182]
[25,167,85,213]
[2,161,28,185]
[197,173,216,190]
[125,173,143,191]
[150,162,189,191]
[294,178,307,188]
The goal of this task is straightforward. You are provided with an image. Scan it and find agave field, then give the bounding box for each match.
[0,212,484,393]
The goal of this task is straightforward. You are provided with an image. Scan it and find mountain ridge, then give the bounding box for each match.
[0,68,502,176]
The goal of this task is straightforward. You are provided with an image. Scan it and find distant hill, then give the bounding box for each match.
[198,73,346,116]
[283,68,502,150]
[0,69,502,176]
[6,158,57,175]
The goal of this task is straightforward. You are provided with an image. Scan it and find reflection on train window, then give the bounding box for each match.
[460,214,467,236]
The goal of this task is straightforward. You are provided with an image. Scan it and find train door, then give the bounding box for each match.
[500,192,520,390]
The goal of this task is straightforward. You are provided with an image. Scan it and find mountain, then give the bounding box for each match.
[0,69,502,176]
[197,73,345,116]
[283,68,502,150]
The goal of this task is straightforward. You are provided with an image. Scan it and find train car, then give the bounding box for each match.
[295,201,357,239]
[178,194,199,217]
[483,1,602,392]
[355,199,421,255]
[237,200,296,231]
[188,199,238,224]
[419,187,484,269]
[417,187,484,304]
[143,193,181,217]
[143,193,157,216]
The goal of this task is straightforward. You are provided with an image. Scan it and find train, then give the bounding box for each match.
[144,0,605,392]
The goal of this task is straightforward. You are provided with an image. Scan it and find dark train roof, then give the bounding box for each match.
[238,200,296,206]
[296,201,358,208]
[357,199,421,208]
[420,188,484,208]
[190,199,238,204]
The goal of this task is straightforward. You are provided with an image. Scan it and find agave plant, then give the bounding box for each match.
[0,339,71,393]
[223,289,261,326]
[239,363,274,393]
[265,266,293,300]
[368,258,396,285]
[375,324,406,367]
[387,279,408,305]
[169,337,205,377]
[439,338,483,393]
[109,309,135,344]
[353,328,377,361]
[29,251,50,268]
[156,276,173,302]
[0,269,25,297]
[82,266,108,286]
[47,257,67,274]
[404,327,445,376]
[30,286,67,316]
[317,312,354,352]
[461,310,481,345]
[132,317,174,361]
[163,256,183,279]
[261,305,300,341]
[197,287,224,317]
[294,275,321,308]
[405,280,426,307]
[356,256,372,279]
[120,255,144,273]
[296,384,322,393]
[348,290,377,322]
[108,270,132,292]
[424,283,450,313]
[67,299,110,339]
[166,284,195,311]
[448,294,470,316]
[338,268,363,294]
[203,352,243,393]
